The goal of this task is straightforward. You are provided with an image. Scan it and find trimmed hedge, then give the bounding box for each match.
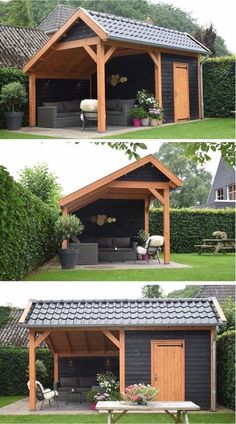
[0,67,28,128]
[149,208,235,253]
[203,56,235,117]
[0,347,53,395]
[0,166,58,280]
[217,330,235,409]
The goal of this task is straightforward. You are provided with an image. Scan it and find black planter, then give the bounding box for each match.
[58,247,79,269]
[5,111,24,130]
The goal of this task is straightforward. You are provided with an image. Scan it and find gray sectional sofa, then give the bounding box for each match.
[56,376,97,402]
[37,98,135,128]
[79,236,137,263]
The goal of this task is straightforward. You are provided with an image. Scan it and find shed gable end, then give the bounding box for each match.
[61,19,97,41]
[118,163,169,182]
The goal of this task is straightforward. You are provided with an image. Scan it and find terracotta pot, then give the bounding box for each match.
[132,118,141,127]
[149,118,161,127]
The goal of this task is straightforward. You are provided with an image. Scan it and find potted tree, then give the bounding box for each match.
[0,81,27,130]
[55,215,84,269]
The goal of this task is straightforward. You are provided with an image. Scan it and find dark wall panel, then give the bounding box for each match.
[75,199,144,239]
[92,53,155,100]
[59,356,119,378]
[118,163,169,182]
[36,79,90,106]
[62,21,97,41]
[161,53,199,123]
[125,330,211,410]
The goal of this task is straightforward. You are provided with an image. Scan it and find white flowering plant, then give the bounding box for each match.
[136,89,157,111]
[96,371,120,401]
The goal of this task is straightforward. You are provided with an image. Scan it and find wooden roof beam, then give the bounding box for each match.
[64,331,73,352]
[109,181,170,190]
[102,330,120,349]
[34,330,52,349]
[105,46,116,63]
[55,37,100,51]
[83,45,97,63]
[149,188,164,204]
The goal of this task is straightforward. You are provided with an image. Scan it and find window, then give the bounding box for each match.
[227,184,236,200]
[215,188,224,200]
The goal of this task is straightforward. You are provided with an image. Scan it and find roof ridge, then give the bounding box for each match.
[30,297,214,303]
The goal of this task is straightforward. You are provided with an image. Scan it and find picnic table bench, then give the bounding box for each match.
[96,400,200,424]
[195,238,235,255]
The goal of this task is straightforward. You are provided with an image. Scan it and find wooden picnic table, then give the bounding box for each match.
[96,400,200,424]
[195,238,235,254]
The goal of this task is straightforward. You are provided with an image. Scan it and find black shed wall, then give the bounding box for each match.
[161,53,199,123]
[125,330,211,410]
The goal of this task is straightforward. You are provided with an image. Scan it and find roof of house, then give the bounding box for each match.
[0,24,48,68]
[21,298,225,329]
[38,5,209,55]
[206,157,236,209]
[38,4,76,34]
[195,285,235,303]
[0,308,28,347]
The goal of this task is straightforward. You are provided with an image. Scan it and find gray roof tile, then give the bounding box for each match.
[22,298,223,328]
[0,25,48,68]
[0,308,28,347]
[38,4,75,34]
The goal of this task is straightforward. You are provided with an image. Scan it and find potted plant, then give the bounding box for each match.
[130,106,145,127]
[148,106,163,127]
[55,215,84,269]
[123,383,159,405]
[136,89,157,112]
[0,81,27,130]
[140,109,149,126]
[87,389,99,410]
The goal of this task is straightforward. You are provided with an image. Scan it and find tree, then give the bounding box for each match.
[167,285,199,298]
[4,0,33,27]
[18,163,62,209]
[154,143,212,208]
[142,285,164,298]
[183,142,236,167]
[195,24,217,56]
[218,297,235,335]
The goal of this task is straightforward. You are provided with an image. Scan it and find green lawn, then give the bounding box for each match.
[0,397,25,408]
[0,413,234,423]
[102,118,235,139]
[28,253,235,281]
[0,131,55,139]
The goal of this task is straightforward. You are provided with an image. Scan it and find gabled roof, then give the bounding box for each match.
[37,5,209,54]
[0,308,28,347]
[38,4,76,35]
[0,24,48,68]
[195,285,235,304]
[59,154,182,210]
[20,298,225,328]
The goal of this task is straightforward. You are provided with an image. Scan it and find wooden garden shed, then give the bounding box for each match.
[23,7,209,132]
[59,154,182,264]
[20,297,226,411]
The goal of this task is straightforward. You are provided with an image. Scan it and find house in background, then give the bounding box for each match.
[0,308,28,346]
[0,25,47,69]
[20,297,226,412]
[206,157,236,209]
[38,4,75,36]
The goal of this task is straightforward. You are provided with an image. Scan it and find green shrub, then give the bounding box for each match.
[149,208,235,252]
[203,56,235,117]
[0,68,28,128]
[0,166,58,280]
[0,347,53,395]
[217,330,235,409]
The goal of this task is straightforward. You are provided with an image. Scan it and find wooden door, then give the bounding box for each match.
[173,63,190,122]
[151,340,185,401]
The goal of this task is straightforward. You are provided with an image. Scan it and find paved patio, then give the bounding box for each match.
[40,257,191,271]
[0,398,95,415]
[17,125,149,139]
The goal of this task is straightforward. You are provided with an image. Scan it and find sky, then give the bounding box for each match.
[0,140,220,196]
[153,0,236,53]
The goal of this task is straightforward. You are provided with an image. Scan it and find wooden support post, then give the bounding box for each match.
[210,328,216,411]
[197,55,203,119]
[29,73,36,127]
[54,353,59,382]
[149,51,162,106]
[29,330,36,411]
[144,197,149,233]
[163,187,170,264]
[97,41,106,133]
[119,329,125,394]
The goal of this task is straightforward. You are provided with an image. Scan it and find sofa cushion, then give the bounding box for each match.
[79,376,97,387]
[63,99,80,112]
[106,99,119,111]
[94,237,113,248]
[43,101,65,112]
[60,377,78,387]
[112,237,131,248]
[116,99,135,111]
